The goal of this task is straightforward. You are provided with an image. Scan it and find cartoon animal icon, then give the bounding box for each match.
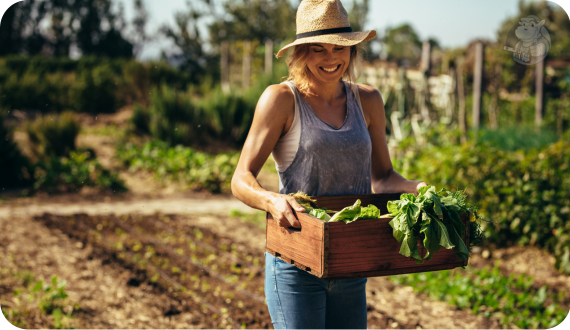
[507,15,550,63]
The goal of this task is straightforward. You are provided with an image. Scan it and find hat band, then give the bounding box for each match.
[296,27,353,39]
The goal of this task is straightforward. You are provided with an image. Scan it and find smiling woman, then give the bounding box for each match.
[230,0,426,329]
[286,43,361,95]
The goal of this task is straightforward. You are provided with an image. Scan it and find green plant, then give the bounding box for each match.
[2,273,77,329]
[390,262,568,329]
[32,151,126,193]
[0,109,31,188]
[394,129,570,273]
[476,126,559,151]
[115,140,239,193]
[24,112,80,159]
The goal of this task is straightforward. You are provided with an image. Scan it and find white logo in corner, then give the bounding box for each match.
[503,15,551,65]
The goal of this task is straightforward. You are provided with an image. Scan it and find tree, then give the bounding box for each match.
[0,0,134,58]
[205,0,296,45]
[382,23,422,67]
[160,5,209,80]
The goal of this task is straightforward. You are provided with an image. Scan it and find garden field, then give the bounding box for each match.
[1,108,570,329]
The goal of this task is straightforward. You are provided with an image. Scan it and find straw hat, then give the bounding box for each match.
[275,0,376,58]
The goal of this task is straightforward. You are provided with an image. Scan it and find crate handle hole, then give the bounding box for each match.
[286,227,302,233]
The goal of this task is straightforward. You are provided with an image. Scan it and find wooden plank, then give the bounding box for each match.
[267,211,324,241]
[326,262,466,280]
[266,212,324,275]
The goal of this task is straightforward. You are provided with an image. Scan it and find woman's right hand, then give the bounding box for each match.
[266,193,305,228]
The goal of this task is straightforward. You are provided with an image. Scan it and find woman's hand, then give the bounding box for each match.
[266,193,305,228]
[415,181,428,196]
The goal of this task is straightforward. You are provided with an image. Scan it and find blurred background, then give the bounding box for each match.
[1,0,570,329]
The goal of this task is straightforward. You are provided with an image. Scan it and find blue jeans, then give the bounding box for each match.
[264,252,368,329]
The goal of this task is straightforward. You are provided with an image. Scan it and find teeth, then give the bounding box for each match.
[322,65,339,72]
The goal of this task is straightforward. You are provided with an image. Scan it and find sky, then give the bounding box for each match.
[116,0,566,60]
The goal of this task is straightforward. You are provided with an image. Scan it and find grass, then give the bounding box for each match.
[390,260,568,329]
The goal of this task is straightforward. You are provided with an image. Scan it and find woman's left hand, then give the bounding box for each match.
[414,181,428,196]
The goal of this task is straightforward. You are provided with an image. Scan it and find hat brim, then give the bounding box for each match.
[275,30,376,58]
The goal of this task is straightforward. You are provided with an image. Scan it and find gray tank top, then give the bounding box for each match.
[278,81,372,196]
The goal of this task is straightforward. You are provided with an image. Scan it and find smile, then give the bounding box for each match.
[320,65,340,73]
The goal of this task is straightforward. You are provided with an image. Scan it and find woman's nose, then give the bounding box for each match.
[326,51,336,63]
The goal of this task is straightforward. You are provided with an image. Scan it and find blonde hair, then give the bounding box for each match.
[285,44,362,95]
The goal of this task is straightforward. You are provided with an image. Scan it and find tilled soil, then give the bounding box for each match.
[1,208,506,329]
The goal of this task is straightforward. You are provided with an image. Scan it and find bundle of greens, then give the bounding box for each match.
[289,191,334,221]
[289,192,383,223]
[388,186,483,264]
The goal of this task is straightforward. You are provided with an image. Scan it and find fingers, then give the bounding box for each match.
[269,195,303,229]
[288,197,306,213]
[284,206,302,228]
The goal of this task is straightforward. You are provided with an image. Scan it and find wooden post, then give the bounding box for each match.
[265,39,273,74]
[456,57,467,142]
[420,41,431,73]
[472,42,484,130]
[419,41,431,122]
[488,63,502,129]
[220,41,230,93]
[535,60,544,128]
[242,40,251,89]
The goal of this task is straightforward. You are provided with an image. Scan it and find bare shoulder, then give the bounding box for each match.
[356,84,383,106]
[257,83,294,116]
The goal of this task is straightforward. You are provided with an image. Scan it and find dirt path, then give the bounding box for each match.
[0,195,256,219]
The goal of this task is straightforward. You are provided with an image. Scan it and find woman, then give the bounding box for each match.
[231,0,426,328]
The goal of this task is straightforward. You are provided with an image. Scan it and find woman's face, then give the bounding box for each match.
[305,43,351,84]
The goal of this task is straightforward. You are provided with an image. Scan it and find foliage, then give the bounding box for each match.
[131,64,288,146]
[476,126,559,151]
[0,109,31,189]
[24,112,81,160]
[1,271,77,329]
[0,56,195,113]
[381,24,423,66]
[390,262,568,329]
[0,0,136,58]
[205,0,296,45]
[115,140,239,193]
[394,130,570,272]
[387,186,473,263]
[32,151,126,194]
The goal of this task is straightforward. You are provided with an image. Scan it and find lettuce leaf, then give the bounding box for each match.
[329,199,362,223]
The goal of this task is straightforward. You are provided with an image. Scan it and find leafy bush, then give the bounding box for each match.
[391,262,568,329]
[32,151,126,193]
[0,56,195,113]
[130,63,289,147]
[71,64,117,113]
[477,126,559,151]
[0,109,31,188]
[24,112,80,159]
[131,85,206,146]
[394,130,570,273]
[115,140,239,193]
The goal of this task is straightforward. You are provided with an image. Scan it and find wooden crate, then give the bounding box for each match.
[266,193,470,279]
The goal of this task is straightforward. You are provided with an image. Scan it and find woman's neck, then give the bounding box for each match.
[304,79,345,104]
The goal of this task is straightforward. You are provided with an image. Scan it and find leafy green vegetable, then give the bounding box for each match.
[358,204,381,219]
[309,208,331,221]
[329,199,362,223]
[388,186,481,264]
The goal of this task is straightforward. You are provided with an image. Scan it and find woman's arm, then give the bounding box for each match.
[358,84,427,195]
[231,84,305,228]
